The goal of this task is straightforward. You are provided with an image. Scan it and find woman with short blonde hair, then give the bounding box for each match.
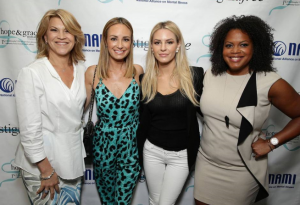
[13,9,86,205]
[36,9,85,63]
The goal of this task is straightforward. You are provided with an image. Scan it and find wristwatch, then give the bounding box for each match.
[270,137,279,148]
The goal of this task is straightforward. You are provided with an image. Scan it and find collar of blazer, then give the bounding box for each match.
[236,72,269,202]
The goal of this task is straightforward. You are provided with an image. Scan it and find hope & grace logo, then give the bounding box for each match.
[0,20,37,53]
[0,159,20,187]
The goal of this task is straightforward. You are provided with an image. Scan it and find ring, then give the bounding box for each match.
[44,190,49,194]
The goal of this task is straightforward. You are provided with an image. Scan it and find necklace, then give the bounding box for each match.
[59,68,66,72]
[222,73,249,128]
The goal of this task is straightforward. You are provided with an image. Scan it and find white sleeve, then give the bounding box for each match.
[15,67,46,163]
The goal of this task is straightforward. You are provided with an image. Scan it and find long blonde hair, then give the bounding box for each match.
[36,9,85,64]
[97,17,135,79]
[141,21,198,105]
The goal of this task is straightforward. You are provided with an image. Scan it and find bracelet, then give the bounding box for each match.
[40,168,55,181]
[267,140,274,152]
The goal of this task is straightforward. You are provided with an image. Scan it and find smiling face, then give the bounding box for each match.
[223,29,253,75]
[44,17,75,59]
[106,24,132,62]
[151,29,180,67]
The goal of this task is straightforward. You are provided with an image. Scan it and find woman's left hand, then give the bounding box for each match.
[251,138,272,160]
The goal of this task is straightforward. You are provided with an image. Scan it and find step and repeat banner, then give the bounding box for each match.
[0,0,299,204]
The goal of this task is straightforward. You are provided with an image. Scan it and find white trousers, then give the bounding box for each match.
[143,139,189,205]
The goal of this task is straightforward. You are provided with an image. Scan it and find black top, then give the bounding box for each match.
[147,89,189,151]
[137,66,204,171]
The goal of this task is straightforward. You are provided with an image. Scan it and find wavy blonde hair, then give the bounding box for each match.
[36,9,85,64]
[141,21,198,105]
[97,17,135,79]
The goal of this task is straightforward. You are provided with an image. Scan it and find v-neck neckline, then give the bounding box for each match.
[98,78,134,100]
[44,57,76,90]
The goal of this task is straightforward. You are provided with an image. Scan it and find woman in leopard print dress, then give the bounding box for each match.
[85,17,143,205]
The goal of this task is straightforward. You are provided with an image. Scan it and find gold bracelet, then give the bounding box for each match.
[40,168,55,181]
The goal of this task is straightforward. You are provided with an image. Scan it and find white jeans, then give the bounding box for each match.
[143,139,189,205]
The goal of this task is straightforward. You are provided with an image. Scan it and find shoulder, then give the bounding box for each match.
[256,71,281,86]
[25,58,47,71]
[86,65,97,75]
[18,58,47,78]
[85,65,97,82]
[191,66,204,75]
[134,64,144,75]
[257,71,281,80]
[190,66,204,73]
[139,73,145,83]
[190,66,204,81]
[76,60,86,71]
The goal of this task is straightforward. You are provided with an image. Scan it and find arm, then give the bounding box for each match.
[192,67,204,114]
[136,73,150,169]
[252,79,300,159]
[84,65,97,111]
[16,68,59,199]
[134,64,144,85]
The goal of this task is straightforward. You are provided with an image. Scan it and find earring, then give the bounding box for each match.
[176,48,179,53]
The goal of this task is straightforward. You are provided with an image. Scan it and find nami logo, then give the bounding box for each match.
[84,168,95,185]
[273,41,300,61]
[83,33,102,53]
[274,41,287,56]
[59,0,123,5]
[269,173,296,189]
[0,78,16,97]
[0,159,20,188]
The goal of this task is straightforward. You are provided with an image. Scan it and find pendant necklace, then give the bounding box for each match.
[222,72,248,128]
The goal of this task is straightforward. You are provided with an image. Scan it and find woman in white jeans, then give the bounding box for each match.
[137,21,203,205]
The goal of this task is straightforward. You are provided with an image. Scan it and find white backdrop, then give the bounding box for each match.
[0,0,300,204]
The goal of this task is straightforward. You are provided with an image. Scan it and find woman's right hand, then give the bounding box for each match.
[37,170,60,199]
[36,158,60,200]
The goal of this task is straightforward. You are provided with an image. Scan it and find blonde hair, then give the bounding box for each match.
[36,9,85,64]
[141,21,198,105]
[97,17,135,79]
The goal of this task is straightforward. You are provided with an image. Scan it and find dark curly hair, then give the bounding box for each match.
[210,15,276,75]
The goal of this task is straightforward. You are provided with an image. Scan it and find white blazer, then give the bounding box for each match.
[13,57,87,179]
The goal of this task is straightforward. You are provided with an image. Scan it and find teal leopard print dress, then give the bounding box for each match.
[93,75,141,205]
